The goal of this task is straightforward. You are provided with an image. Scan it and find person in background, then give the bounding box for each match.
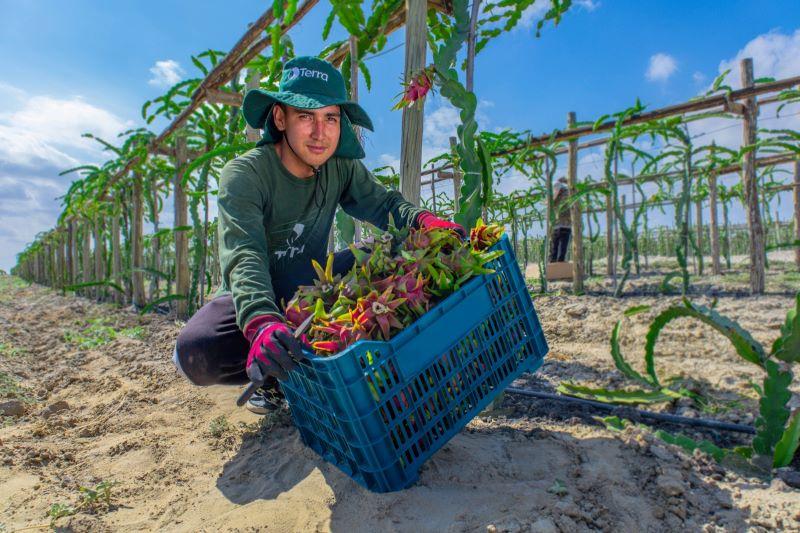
[550,177,572,263]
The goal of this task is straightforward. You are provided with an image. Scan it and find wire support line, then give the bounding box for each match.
[363,42,404,61]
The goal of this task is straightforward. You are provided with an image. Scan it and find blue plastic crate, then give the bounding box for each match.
[281,235,548,492]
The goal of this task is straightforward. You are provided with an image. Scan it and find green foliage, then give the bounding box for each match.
[48,503,77,526]
[78,480,118,511]
[771,292,800,363]
[209,415,231,438]
[63,318,145,349]
[568,294,799,470]
[65,280,126,295]
[644,299,766,374]
[752,360,792,457]
[609,320,653,387]
[773,411,800,468]
[0,342,25,358]
[425,0,491,232]
[476,0,572,56]
[335,209,356,248]
[654,429,726,462]
[598,415,627,431]
[547,478,568,496]
[0,370,35,403]
[140,294,186,315]
[557,382,678,405]
[48,480,118,527]
[599,416,725,462]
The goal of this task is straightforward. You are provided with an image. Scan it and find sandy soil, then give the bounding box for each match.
[0,267,798,532]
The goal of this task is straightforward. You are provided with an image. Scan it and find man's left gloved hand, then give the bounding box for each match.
[416,211,466,239]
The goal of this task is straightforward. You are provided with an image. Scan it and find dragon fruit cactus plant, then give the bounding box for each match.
[284,217,506,356]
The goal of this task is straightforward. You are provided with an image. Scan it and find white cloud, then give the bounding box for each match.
[692,71,707,85]
[0,95,131,165]
[421,96,492,164]
[148,59,185,87]
[377,153,401,174]
[646,53,678,82]
[717,28,800,89]
[689,29,800,150]
[519,0,551,29]
[0,81,133,270]
[0,82,27,103]
[575,0,600,11]
[0,127,77,168]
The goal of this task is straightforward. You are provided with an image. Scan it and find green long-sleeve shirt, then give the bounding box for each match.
[217,143,425,329]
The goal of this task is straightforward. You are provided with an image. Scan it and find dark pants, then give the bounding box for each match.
[173,248,356,386]
[549,227,571,263]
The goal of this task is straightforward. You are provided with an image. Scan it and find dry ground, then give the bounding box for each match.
[0,261,798,532]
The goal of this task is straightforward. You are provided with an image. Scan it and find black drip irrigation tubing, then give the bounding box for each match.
[505,387,756,435]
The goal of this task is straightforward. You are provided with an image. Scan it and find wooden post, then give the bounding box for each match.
[695,198,704,276]
[43,243,51,288]
[430,169,437,214]
[132,176,146,308]
[794,160,800,270]
[399,0,426,207]
[585,211,594,277]
[93,217,106,301]
[150,178,161,301]
[567,112,584,293]
[545,157,554,265]
[349,35,362,242]
[449,137,462,212]
[606,158,616,280]
[723,200,732,270]
[245,69,262,143]
[111,211,123,304]
[55,231,65,291]
[709,171,722,275]
[174,134,191,318]
[740,58,766,294]
[82,220,92,297]
[620,194,626,266]
[67,219,77,286]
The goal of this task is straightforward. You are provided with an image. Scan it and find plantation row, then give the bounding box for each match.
[11,0,800,317]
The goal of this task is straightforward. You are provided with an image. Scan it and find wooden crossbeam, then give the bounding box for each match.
[584,152,797,191]
[420,74,800,178]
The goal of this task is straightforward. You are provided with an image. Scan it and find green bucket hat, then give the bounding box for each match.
[242,56,374,159]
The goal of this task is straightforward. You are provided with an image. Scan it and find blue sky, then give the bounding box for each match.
[1,0,799,270]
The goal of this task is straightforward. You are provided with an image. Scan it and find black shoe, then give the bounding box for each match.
[245,383,285,415]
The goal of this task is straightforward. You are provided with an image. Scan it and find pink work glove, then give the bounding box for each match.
[243,315,308,382]
[416,211,466,238]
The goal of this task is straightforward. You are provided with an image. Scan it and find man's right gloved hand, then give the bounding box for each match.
[243,315,308,382]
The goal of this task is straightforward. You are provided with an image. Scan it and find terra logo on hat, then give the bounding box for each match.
[285,66,329,82]
[242,56,373,159]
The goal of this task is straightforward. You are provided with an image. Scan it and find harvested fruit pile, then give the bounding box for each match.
[284,219,505,355]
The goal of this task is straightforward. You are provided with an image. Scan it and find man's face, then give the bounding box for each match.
[273,104,341,168]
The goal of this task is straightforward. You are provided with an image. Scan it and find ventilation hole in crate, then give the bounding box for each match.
[387,359,400,383]
[405,383,418,405]
[365,375,381,402]
[371,369,387,394]
[385,399,397,421]
[414,380,424,399]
